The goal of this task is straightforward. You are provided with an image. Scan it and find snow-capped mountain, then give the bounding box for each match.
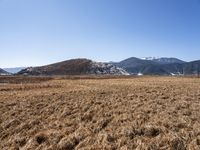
[152,57,185,64]
[113,57,199,75]
[142,57,185,64]
[141,57,159,60]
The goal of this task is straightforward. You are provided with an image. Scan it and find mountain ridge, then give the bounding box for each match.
[11,57,200,76]
[113,57,200,75]
[17,58,129,76]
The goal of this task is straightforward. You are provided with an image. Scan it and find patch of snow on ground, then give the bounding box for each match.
[137,72,143,76]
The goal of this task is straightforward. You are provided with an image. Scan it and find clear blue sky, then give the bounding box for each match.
[0,0,200,67]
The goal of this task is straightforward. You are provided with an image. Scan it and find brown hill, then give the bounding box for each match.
[17,59,129,76]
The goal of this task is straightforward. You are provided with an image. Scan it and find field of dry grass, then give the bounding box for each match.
[0,76,200,150]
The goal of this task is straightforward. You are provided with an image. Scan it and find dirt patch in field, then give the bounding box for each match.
[0,77,200,149]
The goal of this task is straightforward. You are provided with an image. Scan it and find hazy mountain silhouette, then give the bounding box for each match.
[3,67,26,74]
[0,68,10,75]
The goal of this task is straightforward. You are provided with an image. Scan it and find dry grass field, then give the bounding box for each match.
[0,76,200,150]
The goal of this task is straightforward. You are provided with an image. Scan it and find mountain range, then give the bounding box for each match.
[112,57,200,75]
[1,57,200,76]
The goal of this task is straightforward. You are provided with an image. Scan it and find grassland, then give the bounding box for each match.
[0,76,200,150]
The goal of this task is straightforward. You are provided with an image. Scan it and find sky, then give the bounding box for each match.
[0,0,200,67]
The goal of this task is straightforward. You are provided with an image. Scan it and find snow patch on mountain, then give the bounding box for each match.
[90,61,130,75]
[141,57,185,64]
[141,57,160,60]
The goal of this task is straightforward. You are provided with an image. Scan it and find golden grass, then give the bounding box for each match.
[0,77,200,150]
